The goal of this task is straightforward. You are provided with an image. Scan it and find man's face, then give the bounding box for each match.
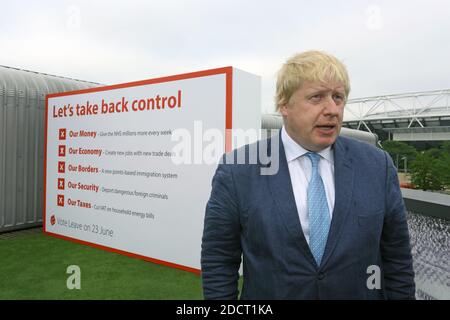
[280,80,346,152]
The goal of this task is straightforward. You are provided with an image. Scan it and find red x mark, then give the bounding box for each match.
[59,128,66,140]
[58,161,65,173]
[57,195,64,207]
[57,178,65,190]
[58,145,66,157]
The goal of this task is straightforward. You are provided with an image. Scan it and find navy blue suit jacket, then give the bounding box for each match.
[201,132,415,299]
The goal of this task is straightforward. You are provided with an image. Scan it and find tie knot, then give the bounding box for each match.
[306,152,320,168]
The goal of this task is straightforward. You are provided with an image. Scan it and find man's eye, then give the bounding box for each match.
[333,94,345,102]
[310,94,322,101]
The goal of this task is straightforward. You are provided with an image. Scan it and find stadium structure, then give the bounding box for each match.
[343,89,450,147]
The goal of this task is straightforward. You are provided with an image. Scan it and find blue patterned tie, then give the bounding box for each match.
[306,152,331,266]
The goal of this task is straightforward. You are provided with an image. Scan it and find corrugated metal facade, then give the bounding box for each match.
[0,66,100,233]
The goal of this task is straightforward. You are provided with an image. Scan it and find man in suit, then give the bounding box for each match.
[201,50,415,299]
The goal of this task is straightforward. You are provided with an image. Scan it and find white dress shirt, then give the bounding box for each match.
[281,126,335,244]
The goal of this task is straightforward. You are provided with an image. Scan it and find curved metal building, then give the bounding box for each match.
[0,66,100,232]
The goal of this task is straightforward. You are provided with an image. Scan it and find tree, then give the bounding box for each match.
[410,151,444,191]
[438,153,450,189]
[381,140,417,171]
[425,148,442,159]
[440,141,450,155]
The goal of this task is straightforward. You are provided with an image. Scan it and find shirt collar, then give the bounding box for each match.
[281,126,334,164]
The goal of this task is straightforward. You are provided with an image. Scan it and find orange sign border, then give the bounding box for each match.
[43,66,234,275]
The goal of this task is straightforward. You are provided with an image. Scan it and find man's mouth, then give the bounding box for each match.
[316,124,337,131]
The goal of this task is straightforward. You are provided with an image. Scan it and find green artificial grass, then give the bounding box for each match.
[0,231,204,299]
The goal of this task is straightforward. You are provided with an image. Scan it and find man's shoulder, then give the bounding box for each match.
[336,135,387,164]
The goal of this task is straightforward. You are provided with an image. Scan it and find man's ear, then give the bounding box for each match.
[279,104,289,117]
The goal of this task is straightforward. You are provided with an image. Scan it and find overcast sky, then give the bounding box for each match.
[1,0,449,113]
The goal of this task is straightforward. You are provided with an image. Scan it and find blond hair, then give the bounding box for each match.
[275,50,350,111]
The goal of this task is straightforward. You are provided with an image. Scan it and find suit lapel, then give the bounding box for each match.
[320,137,354,268]
[266,132,316,266]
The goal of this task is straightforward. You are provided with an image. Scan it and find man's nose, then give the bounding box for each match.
[323,96,340,116]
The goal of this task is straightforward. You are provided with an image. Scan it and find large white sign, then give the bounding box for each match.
[44,67,261,273]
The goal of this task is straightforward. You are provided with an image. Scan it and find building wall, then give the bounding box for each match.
[0,66,100,232]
